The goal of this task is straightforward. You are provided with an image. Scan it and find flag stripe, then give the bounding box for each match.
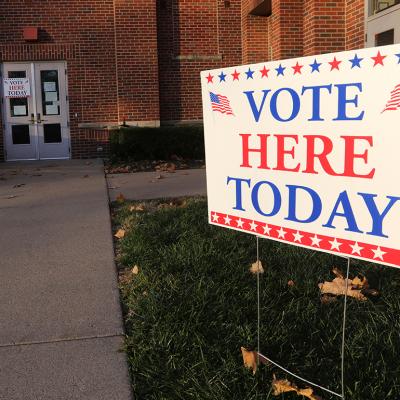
[383,84,400,112]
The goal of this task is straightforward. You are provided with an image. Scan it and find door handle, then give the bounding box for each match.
[30,113,36,124]
[36,113,47,124]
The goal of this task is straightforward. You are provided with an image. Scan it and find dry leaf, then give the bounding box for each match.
[332,267,344,279]
[131,265,139,275]
[130,204,145,212]
[155,174,164,180]
[114,229,126,239]
[119,265,140,284]
[241,347,257,375]
[272,375,322,400]
[116,193,126,204]
[272,376,297,395]
[287,280,295,287]
[13,183,25,188]
[250,261,264,275]
[319,269,373,302]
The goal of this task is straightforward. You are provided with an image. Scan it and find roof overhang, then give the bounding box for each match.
[249,0,272,16]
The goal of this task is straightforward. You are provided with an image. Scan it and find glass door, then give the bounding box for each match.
[34,63,70,160]
[2,63,37,160]
[1,61,70,161]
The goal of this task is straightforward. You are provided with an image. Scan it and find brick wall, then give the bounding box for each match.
[0,0,159,160]
[0,0,367,161]
[346,0,365,50]
[303,0,346,56]
[157,0,242,122]
[271,0,304,60]
[241,0,270,64]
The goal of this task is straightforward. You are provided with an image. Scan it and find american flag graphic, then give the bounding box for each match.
[210,92,234,115]
[382,84,400,112]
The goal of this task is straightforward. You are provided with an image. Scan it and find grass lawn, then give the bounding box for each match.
[113,197,400,400]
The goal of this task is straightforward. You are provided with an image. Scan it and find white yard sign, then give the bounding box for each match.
[3,78,31,98]
[201,44,400,268]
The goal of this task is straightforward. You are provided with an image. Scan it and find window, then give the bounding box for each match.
[369,0,400,16]
[376,28,395,45]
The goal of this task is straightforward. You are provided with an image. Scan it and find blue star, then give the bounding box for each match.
[245,68,255,79]
[310,59,321,73]
[275,64,285,76]
[349,54,363,68]
[396,54,400,64]
[218,71,227,82]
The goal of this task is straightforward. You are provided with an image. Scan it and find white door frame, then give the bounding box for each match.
[1,61,71,161]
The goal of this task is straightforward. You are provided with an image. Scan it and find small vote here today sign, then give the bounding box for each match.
[3,78,31,98]
[201,44,400,269]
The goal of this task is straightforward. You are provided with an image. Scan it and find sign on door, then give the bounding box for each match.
[3,78,31,98]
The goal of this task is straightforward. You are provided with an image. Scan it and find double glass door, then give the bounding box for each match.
[2,62,70,160]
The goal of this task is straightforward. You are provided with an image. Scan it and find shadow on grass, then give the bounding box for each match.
[113,198,400,400]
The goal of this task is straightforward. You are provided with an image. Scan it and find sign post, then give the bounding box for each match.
[201,44,400,269]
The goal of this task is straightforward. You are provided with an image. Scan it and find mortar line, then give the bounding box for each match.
[0,332,125,349]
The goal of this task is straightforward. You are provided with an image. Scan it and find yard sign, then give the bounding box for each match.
[201,44,400,268]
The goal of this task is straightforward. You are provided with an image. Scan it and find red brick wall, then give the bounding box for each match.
[0,0,367,161]
[241,0,270,64]
[346,0,365,50]
[115,0,160,124]
[0,0,159,160]
[271,0,304,60]
[303,0,347,56]
[157,0,242,122]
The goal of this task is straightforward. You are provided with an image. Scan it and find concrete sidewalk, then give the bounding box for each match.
[0,160,132,400]
[107,168,207,201]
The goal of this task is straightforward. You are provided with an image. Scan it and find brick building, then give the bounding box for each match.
[0,0,399,161]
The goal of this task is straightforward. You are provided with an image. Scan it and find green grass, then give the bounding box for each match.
[114,198,400,400]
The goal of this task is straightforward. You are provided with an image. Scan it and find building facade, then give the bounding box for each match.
[0,0,399,161]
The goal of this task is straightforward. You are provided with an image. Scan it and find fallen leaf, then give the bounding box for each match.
[6,195,18,199]
[119,265,140,284]
[332,267,344,279]
[129,204,145,212]
[352,275,369,290]
[250,260,264,275]
[114,229,126,239]
[287,280,295,287]
[116,193,126,203]
[272,374,322,399]
[155,174,164,180]
[241,347,257,375]
[319,269,374,302]
[131,265,139,275]
[13,183,25,188]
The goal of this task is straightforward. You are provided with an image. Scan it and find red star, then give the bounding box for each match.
[260,66,269,78]
[329,57,341,71]
[292,62,303,75]
[231,69,240,81]
[371,51,386,66]
[206,73,214,83]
